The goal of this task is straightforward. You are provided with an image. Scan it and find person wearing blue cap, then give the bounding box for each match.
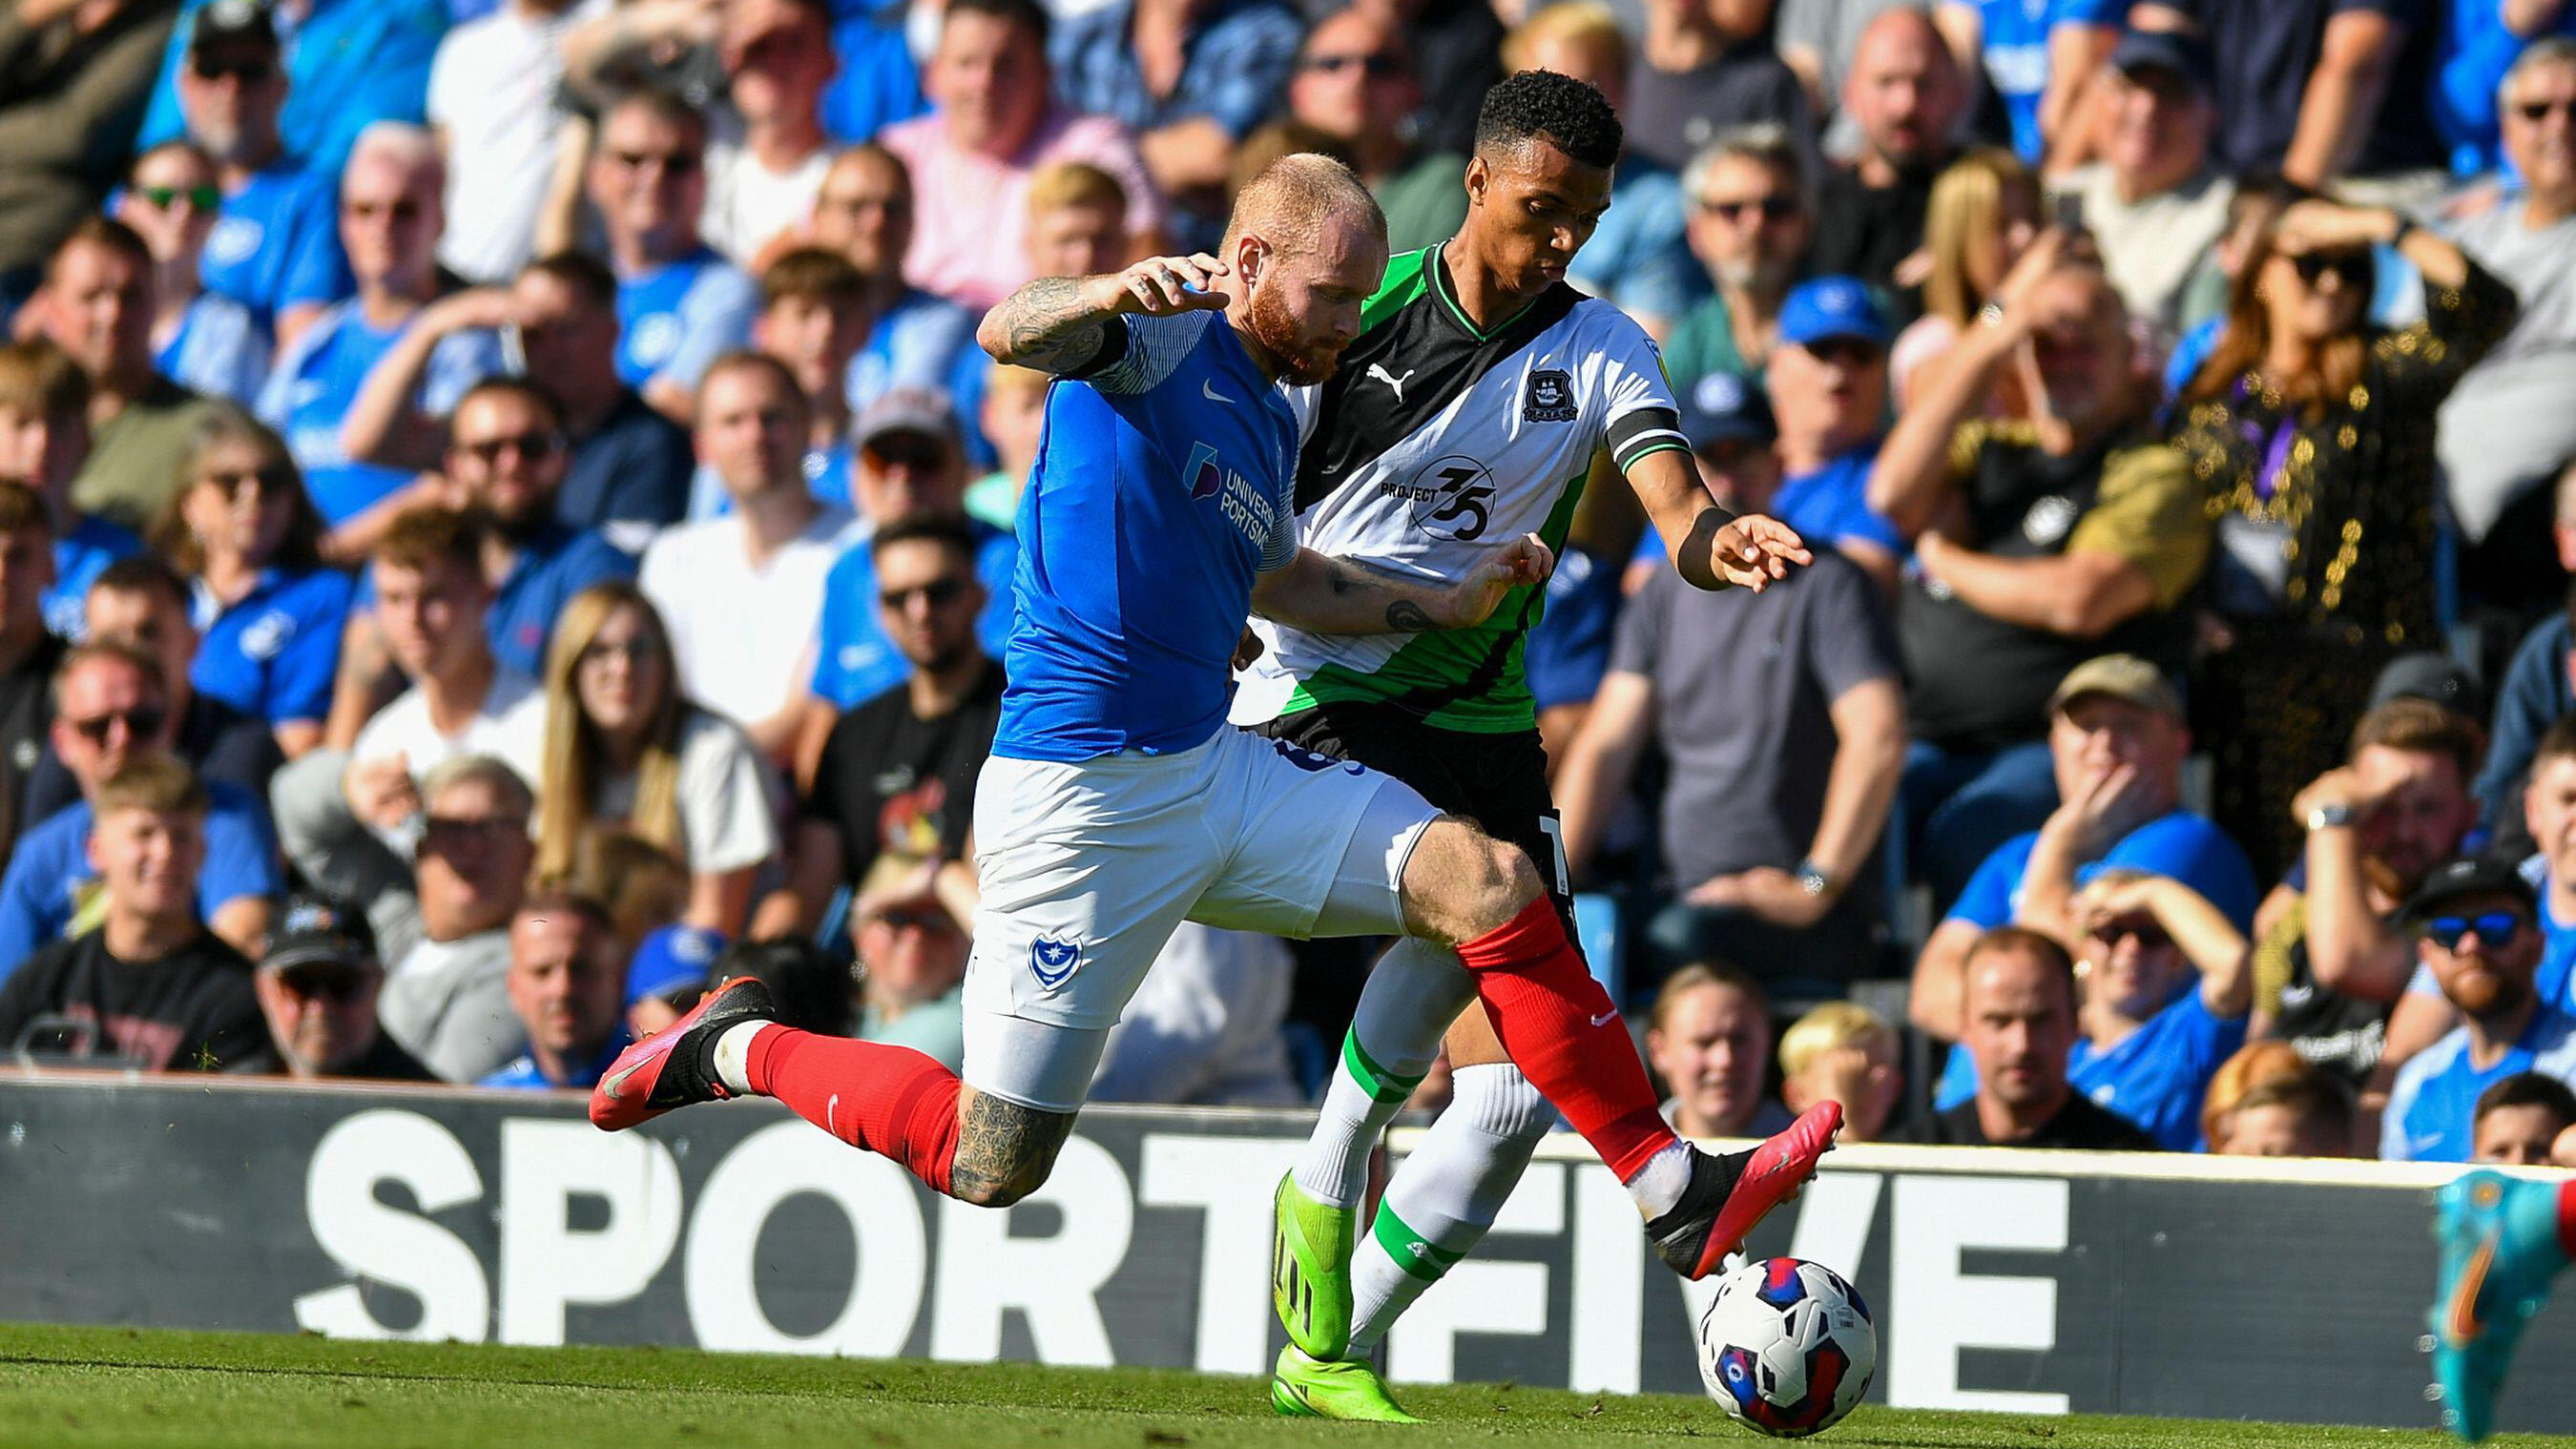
[1763,275,1904,593]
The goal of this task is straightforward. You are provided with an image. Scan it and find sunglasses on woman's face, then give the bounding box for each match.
[139,184,220,213]
[2290,250,2369,287]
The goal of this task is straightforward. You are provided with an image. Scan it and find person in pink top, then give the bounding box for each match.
[877,0,1163,312]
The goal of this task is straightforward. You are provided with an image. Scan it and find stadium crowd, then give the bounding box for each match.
[7,0,2576,1169]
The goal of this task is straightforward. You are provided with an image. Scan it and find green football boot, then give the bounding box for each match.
[1270,1344,1421,1422]
[1272,1171,1358,1358]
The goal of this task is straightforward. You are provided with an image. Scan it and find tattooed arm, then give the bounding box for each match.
[945,1087,1080,1208]
[1250,538,1556,637]
[976,253,1231,375]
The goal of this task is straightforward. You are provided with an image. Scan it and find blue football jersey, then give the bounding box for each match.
[992,311,1299,762]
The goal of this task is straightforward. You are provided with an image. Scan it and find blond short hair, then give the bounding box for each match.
[1777,1002,1897,1079]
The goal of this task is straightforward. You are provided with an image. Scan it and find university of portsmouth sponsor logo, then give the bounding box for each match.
[1029,936,1082,987]
[1186,442,1225,501]
[1185,442,1278,547]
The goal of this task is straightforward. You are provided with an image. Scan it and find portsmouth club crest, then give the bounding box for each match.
[1524,368,1576,423]
[1029,936,1083,987]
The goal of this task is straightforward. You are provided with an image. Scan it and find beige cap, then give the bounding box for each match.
[2047,653,2182,719]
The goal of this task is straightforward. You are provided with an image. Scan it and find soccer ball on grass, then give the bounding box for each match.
[1695,1256,1877,1438]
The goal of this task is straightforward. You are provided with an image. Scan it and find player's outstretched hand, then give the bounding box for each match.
[1092,254,1231,318]
[1438,532,1556,629]
[1712,514,1811,591]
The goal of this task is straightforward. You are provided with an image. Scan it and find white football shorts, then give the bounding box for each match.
[961,725,1437,1112]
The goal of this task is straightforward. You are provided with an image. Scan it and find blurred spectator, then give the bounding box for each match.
[0,339,144,640]
[1936,0,2119,165]
[819,0,929,147]
[38,217,214,531]
[699,0,836,269]
[2049,31,2232,335]
[375,752,530,1082]
[425,0,586,284]
[1559,376,1901,988]
[156,0,347,346]
[805,145,980,421]
[881,0,1161,312]
[1778,1000,1902,1142]
[588,88,758,427]
[808,387,1016,713]
[0,0,177,299]
[2255,698,2483,1089]
[344,255,694,549]
[2197,1037,2310,1146]
[1625,0,1815,177]
[437,376,639,676]
[530,583,778,939]
[114,140,267,402]
[1889,147,2036,404]
[1911,656,2258,1080]
[622,919,722,1040]
[2432,0,2576,176]
[1286,8,1464,256]
[1510,4,1703,342]
[763,517,998,940]
[480,888,631,1088]
[0,640,278,967]
[2383,856,2576,1162]
[1901,924,2160,1148]
[135,0,447,182]
[1023,163,1132,285]
[0,490,60,860]
[2497,718,2576,1017]
[966,364,1045,530]
[1807,6,1966,317]
[2213,1067,2357,1156]
[2439,41,2576,611]
[24,554,281,823]
[148,404,348,757]
[2137,0,2441,192]
[733,246,872,513]
[271,508,540,962]
[576,824,692,954]
[2057,870,2254,1149]
[1645,962,1795,1138]
[0,752,269,1068]
[2171,200,2515,875]
[2474,524,2576,831]
[845,875,966,1071]
[253,891,434,1080]
[2162,172,2303,392]
[256,123,497,537]
[640,353,855,756]
[1664,126,1814,389]
[2473,1070,2576,1166]
[1776,0,1909,155]
[1091,923,1302,1106]
[1874,264,2212,901]
[710,934,852,1037]
[1766,277,1903,592]
[1050,0,1302,252]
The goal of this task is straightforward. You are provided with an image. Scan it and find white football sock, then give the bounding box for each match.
[1290,936,1477,1210]
[712,1022,768,1096]
[1347,1062,1554,1353]
[1625,1140,1694,1221]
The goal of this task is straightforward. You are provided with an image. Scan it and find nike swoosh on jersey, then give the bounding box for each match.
[1202,381,1236,405]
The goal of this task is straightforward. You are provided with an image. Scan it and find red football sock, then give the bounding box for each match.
[2558,1181,2576,1259]
[1452,897,1678,1183]
[748,1026,963,1196]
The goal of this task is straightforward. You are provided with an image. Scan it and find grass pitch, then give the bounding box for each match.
[2,1323,2569,1449]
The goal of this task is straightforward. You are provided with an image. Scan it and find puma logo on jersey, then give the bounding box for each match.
[1367,363,1416,400]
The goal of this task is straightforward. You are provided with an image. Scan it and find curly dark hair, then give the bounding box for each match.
[1473,70,1622,171]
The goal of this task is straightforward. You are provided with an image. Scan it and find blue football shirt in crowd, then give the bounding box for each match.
[135,0,447,177]
[479,1027,633,1090]
[993,310,1298,762]
[1565,167,1706,329]
[258,300,500,525]
[821,4,928,141]
[487,525,637,677]
[1976,0,2057,162]
[0,782,282,982]
[42,516,144,641]
[1523,545,1624,714]
[2068,986,2249,1150]
[190,569,356,727]
[156,293,270,404]
[197,164,351,334]
[1773,442,1903,561]
[615,247,758,396]
[811,518,1020,710]
[2383,1006,2576,1162]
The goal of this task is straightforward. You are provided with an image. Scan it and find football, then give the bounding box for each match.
[1695,1256,1877,1438]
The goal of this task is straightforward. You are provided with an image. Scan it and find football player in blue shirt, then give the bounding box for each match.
[594,155,1838,1305]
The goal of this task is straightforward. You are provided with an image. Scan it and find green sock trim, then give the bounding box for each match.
[1341,1029,1423,1105]
[1371,1201,1465,1285]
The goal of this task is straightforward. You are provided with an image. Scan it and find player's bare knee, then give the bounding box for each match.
[1403,818,1541,942]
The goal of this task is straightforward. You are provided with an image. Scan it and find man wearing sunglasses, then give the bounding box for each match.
[2061,869,2254,1150]
[848,877,970,1073]
[1665,127,1813,391]
[1285,9,1465,255]
[585,89,758,429]
[1763,276,1903,594]
[253,892,434,1081]
[0,641,280,977]
[2383,856,2576,1163]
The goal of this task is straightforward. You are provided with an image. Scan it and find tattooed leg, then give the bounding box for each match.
[947,1087,1079,1208]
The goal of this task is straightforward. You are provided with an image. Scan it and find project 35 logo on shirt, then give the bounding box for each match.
[1183,442,1278,548]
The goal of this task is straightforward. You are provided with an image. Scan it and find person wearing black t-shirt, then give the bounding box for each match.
[0,754,272,1072]
[0,489,65,864]
[758,515,1004,939]
[1805,9,1964,321]
[1900,925,2160,1149]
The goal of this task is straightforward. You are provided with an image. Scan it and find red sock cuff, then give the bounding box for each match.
[745,1023,801,1095]
[2559,1180,2576,1260]
[1454,896,1568,973]
[1605,1109,1681,1183]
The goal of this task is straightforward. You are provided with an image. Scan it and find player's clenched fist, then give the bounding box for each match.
[1091,254,1232,317]
[1710,514,1811,591]
[1437,533,1556,629]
